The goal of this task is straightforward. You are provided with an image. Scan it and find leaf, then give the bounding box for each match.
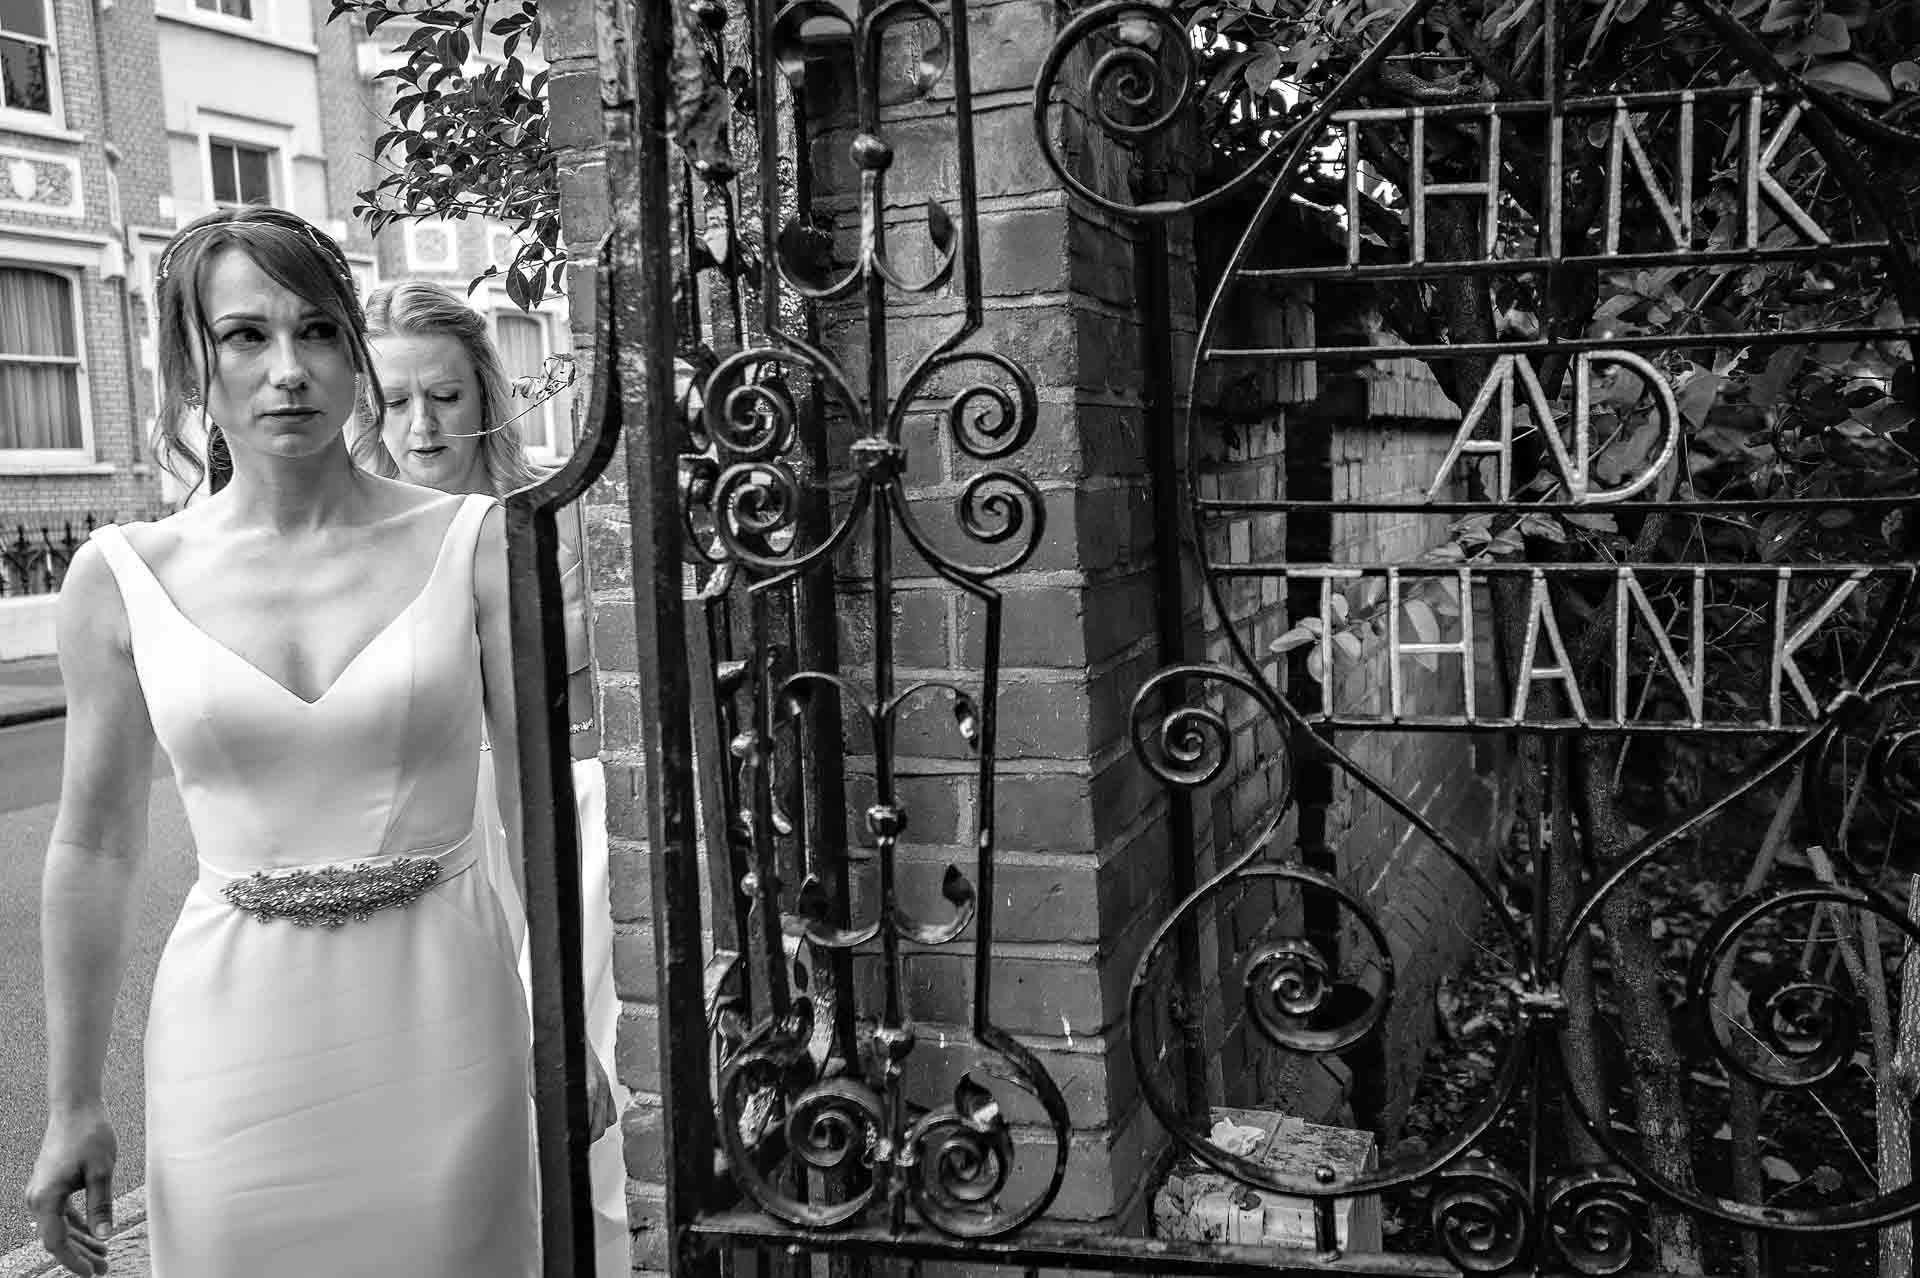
[1518,512,1568,542]
[1403,598,1441,644]
[1329,593,1350,622]
[1270,625,1319,655]
[1751,344,1808,409]
[1801,12,1850,56]
[1333,631,1363,662]
[1305,646,1326,682]
[1809,1165,1844,1194]
[1761,1155,1802,1183]
[1677,371,1725,428]
[1489,527,1527,557]
[1802,59,1892,104]
[1894,61,1920,93]
[1759,0,1809,31]
[1563,511,1619,533]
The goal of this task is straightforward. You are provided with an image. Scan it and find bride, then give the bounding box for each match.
[23,207,599,1277]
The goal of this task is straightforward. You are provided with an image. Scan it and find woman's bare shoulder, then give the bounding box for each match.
[363,473,472,523]
[111,506,202,572]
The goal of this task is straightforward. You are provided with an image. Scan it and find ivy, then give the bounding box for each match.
[325,0,564,307]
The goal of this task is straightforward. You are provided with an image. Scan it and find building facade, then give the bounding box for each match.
[0,0,571,531]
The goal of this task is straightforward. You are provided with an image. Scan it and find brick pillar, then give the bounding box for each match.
[545,0,1222,1265]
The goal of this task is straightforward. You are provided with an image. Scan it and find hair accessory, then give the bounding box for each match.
[181,383,203,409]
[154,215,357,291]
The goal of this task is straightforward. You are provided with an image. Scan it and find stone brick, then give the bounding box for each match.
[1089,751,1163,848]
[853,847,1103,945]
[1044,1099,1168,1222]
[1068,209,1144,312]
[900,1019,1142,1129]
[621,1095,667,1183]
[996,770,1096,852]
[605,835,653,924]
[612,922,656,1003]
[837,585,950,670]
[614,1003,661,1095]
[853,945,1103,1037]
[979,203,1069,297]
[546,60,604,154]
[594,594,640,671]
[624,1186,671,1272]
[603,758,650,846]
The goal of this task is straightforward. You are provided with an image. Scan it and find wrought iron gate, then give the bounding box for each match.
[526,0,1920,1272]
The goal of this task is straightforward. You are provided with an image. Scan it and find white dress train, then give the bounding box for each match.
[477,744,632,1278]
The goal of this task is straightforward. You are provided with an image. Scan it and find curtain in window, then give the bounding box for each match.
[495,312,548,450]
[0,267,81,450]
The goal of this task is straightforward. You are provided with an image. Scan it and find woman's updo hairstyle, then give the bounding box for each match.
[150,206,382,495]
[354,279,548,495]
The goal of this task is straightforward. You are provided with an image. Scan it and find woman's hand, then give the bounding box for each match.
[587,1051,617,1140]
[523,1044,619,1141]
[24,1103,115,1276]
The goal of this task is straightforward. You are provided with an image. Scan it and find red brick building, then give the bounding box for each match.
[0,0,573,537]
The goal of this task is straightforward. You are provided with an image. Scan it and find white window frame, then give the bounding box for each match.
[195,112,290,212]
[193,0,253,20]
[206,136,276,206]
[0,0,63,132]
[0,257,92,469]
[491,306,565,461]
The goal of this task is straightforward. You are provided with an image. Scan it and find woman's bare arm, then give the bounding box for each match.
[42,542,155,1111]
[29,541,155,1272]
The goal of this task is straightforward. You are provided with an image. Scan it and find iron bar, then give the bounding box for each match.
[1201,497,1920,514]
[1236,240,1896,281]
[687,1213,1464,1275]
[614,3,715,1278]
[1140,217,1211,1128]
[1206,323,1920,362]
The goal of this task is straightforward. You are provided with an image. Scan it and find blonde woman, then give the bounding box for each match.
[356,279,629,1278]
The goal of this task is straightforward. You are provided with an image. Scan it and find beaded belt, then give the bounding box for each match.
[202,833,478,928]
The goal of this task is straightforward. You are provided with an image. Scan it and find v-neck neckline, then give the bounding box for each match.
[111,498,472,708]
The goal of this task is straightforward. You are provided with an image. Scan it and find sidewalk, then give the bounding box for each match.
[0,656,63,729]
[0,1189,149,1278]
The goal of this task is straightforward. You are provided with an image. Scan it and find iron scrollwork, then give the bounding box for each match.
[1066,0,1920,1271]
[680,0,1070,1242]
[645,0,1920,1267]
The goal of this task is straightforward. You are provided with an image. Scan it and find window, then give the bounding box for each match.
[0,0,54,118]
[195,0,253,16]
[209,139,272,205]
[494,310,557,454]
[0,265,85,457]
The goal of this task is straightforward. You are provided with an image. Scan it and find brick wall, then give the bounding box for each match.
[0,0,165,525]
[313,0,377,258]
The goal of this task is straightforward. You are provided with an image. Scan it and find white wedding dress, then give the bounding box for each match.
[91,493,539,1278]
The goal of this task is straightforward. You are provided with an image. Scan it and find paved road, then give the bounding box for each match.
[0,720,193,1256]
